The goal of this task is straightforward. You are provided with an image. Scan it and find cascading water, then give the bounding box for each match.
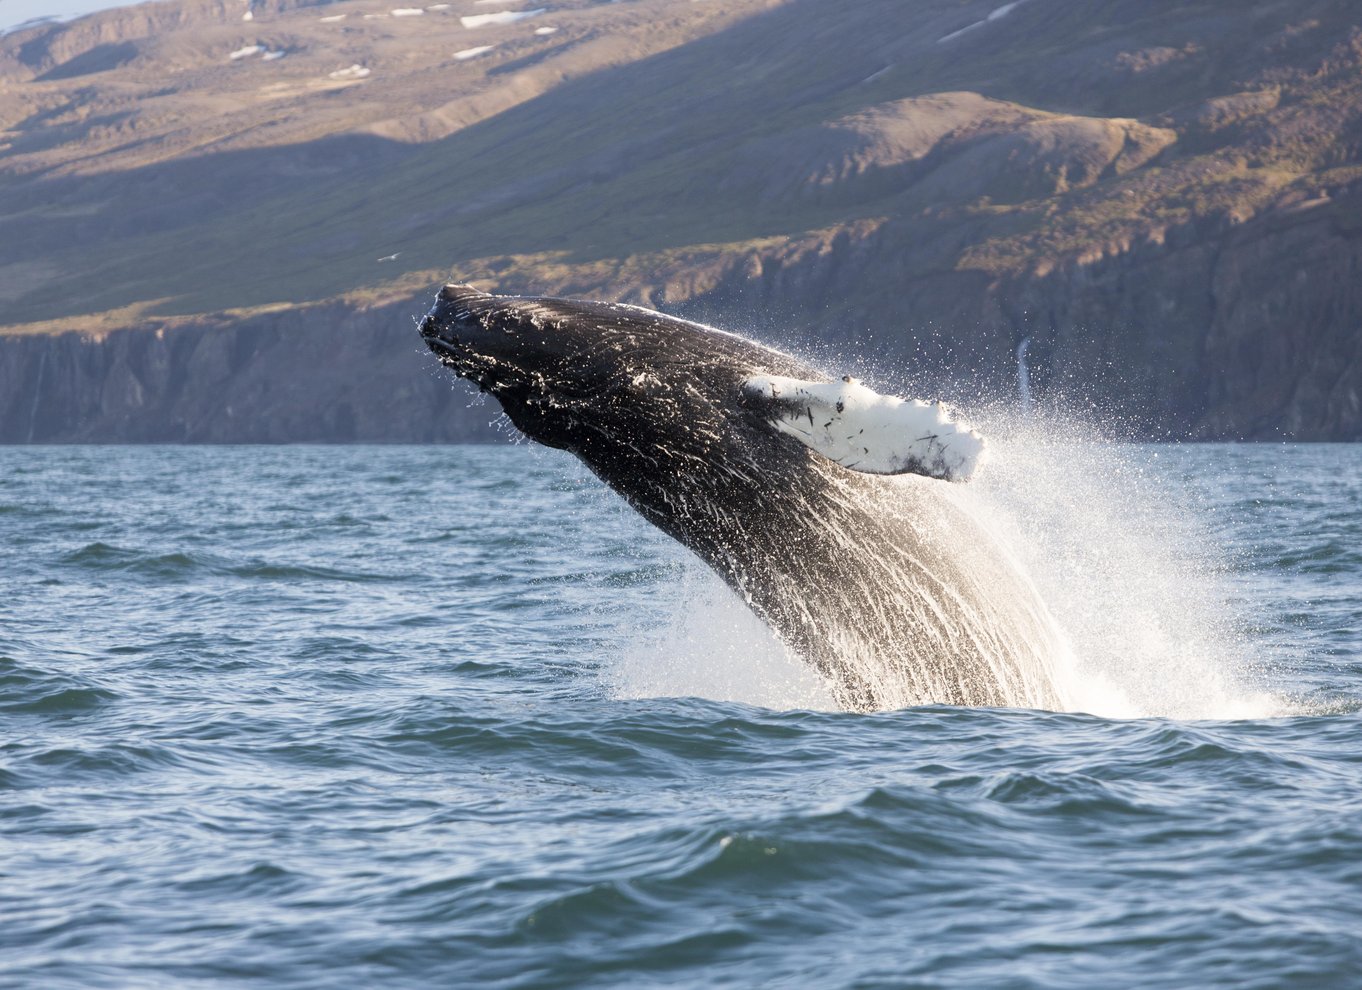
[962,411,1285,718]
[1016,337,1033,413]
[607,408,1285,720]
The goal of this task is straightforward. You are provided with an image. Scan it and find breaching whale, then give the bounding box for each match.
[419,284,1064,712]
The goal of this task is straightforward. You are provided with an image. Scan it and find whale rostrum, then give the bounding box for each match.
[419,283,1064,712]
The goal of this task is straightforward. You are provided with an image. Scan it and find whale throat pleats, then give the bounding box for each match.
[741,375,987,482]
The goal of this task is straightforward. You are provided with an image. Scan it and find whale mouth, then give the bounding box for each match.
[421,328,499,393]
[419,285,505,392]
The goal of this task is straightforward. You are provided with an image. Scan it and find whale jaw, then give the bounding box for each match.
[419,283,612,450]
[419,284,511,394]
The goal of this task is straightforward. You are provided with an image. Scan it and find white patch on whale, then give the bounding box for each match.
[742,375,987,482]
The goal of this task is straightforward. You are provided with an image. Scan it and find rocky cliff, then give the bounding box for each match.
[0,296,498,442]
[2,0,1360,441]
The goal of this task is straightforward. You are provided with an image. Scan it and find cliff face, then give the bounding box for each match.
[0,298,496,442]
[668,180,1362,440]
[3,0,1362,441]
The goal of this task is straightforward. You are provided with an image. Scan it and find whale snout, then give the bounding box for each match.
[419,283,504,391]
[420,283,507,371]
[420,283,488,342]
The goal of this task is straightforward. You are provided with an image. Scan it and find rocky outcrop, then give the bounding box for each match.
[0,296,496,443]
[670,179,1362,440]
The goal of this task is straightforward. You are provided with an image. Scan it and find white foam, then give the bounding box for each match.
[261,50,285,61]
[391,7,424,15]
[534,25,557,35]
[319,14,346,21]
[958,414,1288,719]
[453,45,496,60]
[602,403,1288,719]
[606,563,838,711]
[229,44,263,60]
[461,8,544,28]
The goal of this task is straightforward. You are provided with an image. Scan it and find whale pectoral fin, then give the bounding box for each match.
[741,375,987,482]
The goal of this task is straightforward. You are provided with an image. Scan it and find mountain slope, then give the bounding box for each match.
[2,0,1361,440]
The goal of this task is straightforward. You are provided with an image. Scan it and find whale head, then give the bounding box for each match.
[419,282,813,484]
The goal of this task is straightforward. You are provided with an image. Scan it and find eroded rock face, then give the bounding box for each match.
[726,93,1177,207]
[0,299,498,443]
[673,182,1362,441]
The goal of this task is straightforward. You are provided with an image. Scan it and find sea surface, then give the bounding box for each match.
[2,442,1360,989]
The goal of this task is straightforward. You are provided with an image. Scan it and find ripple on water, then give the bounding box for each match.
[0,658,118,715]
[1,445,1360,990]
[56,541,400,583]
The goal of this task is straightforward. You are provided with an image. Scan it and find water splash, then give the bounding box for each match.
[603,408,1288,720]
[594,470,1055,713]
[1016,337,1033,413]
[606,566,837,711]
[961,412,1288,719]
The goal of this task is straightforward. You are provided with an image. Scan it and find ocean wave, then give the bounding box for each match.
[0,658,118,715]
[57,542,400,583]
[3,445,1361,990]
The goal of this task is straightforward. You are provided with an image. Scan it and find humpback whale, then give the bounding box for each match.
[420,284,1063,712]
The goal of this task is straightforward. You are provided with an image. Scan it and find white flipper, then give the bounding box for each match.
[742,375,987,482]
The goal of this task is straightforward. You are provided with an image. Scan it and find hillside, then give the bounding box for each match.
[2,0,1361,440]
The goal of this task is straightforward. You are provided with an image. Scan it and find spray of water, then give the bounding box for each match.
[606,565,838,711]
[1016,337,1033,413]
[603,405,1289,720]
[963,411,1287,719]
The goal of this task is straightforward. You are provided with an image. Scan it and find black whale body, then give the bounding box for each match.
[420,284,1063,711]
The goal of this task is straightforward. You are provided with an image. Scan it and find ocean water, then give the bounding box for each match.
[2,442,1360,989]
